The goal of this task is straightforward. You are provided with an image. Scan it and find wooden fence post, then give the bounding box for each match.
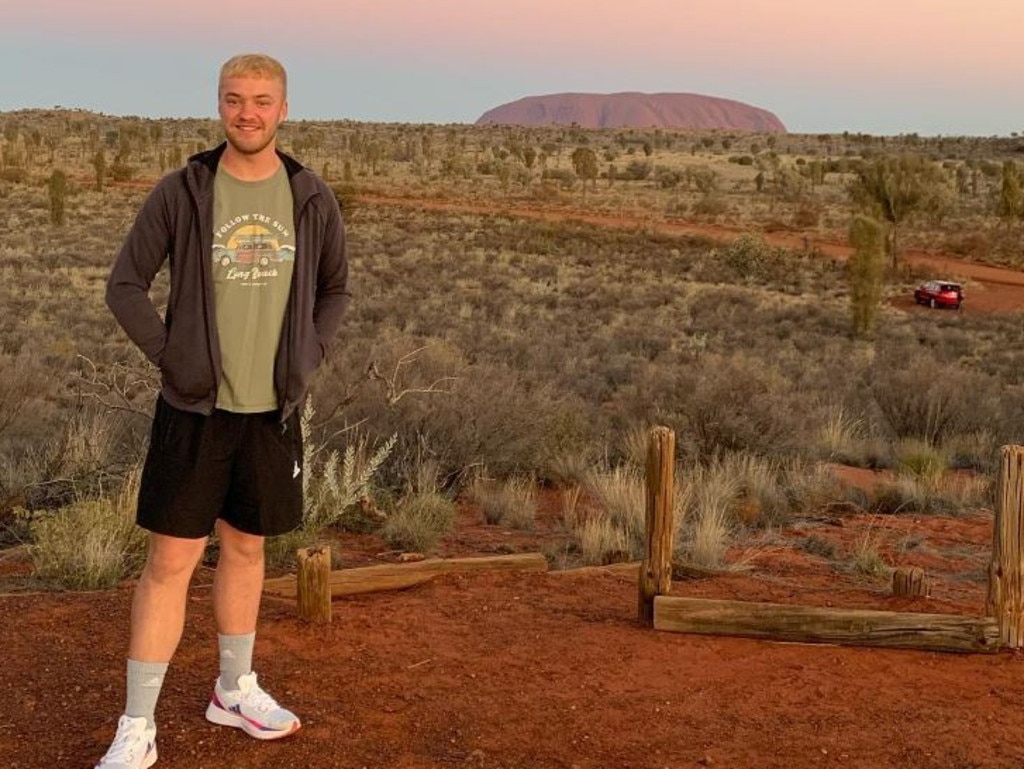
[297,546,332,624]
[638,426,675,627]
[892,566,929,598]
[988,446,1024,648]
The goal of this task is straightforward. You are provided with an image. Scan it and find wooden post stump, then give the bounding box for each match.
[638,426,676,627]
[892,566,929,598]
[297,546,332,624]
[988,445,1024,648]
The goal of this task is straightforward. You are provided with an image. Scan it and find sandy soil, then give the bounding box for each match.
[2,477,1024,769]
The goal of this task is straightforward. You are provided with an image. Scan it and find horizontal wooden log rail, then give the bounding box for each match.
[265,552,548,600]
[654,596,1000,654]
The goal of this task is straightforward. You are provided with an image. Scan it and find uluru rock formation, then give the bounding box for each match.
[476,92,786,133]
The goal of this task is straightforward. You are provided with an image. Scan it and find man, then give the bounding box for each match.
[96,53,349,769]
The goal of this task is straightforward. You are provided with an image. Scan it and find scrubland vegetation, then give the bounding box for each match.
[1,108,1023,587]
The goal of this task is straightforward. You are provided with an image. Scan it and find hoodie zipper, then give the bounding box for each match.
[281,181,318,422]
[188,165,219,413]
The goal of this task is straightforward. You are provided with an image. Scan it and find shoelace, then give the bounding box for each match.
[241,682,281,714]
[103,721,147,763]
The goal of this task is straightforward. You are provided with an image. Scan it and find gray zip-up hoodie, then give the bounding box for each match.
[106,142,350,421]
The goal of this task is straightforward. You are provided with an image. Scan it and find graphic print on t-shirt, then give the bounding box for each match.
[213,220,295,287]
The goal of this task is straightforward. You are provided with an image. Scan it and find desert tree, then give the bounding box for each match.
[997,160,1022,228]
[848,153,950,270]
[571,147,598,197]
[91,150,106,191]
[847,215,886,338]
[48,169,67,226]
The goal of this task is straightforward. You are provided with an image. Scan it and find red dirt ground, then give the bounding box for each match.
[3,476,1024,769]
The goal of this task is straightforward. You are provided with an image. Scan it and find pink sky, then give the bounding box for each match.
[5,0,1023,134]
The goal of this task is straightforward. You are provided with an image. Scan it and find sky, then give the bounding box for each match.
[2,0,1022,137]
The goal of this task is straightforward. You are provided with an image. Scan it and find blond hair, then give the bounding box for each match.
[219,53,287,98]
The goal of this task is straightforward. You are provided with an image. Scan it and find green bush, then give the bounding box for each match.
[380,490,456,552]
[27,492,147,590]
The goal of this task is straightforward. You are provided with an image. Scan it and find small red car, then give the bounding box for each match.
[914,280,964,310]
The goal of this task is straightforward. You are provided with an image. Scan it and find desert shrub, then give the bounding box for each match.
[618,424,654,470]
[850,527,889,578]
[0,168,27,183]
[561,483,583,529]
[573,461,693,565]
[797,535,838,560]
[583,467,646,557]
[869,475,961,516]
[676,353,798,460]
[943,230,992,260]
[719,452,790,528]
[26,471,146,589]
[688,487,737,565]
[541,168,575,186]
[718,233,774,280]
[894,438,948,483]
[577,516,632,566]
[782,459,850,514]
[848,215,886,337]
[817,405,867,463]
[682,463,738,568]
[792,201,822,228]
[301,401,396,535]
[470,475,536,529]
[945,431,999,473]
[620,160,652,181]
[545,451,592,489]
[379,490,456,552]
[655,167,681,189]
[868,348,1003,445]
[798,536,839,561]
[13,405,139,506]
[109,156,135,182]
[692,194,728,217]
[0,351,39,441]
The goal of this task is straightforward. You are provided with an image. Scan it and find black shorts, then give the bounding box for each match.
[137,396,303,539]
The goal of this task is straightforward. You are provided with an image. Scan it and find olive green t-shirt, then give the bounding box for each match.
[211,166,295,412]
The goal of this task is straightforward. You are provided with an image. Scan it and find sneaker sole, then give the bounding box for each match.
[205,701,301,741]
[95,744,157,769]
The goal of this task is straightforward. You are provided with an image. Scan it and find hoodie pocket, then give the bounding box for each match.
[160,333,215,401]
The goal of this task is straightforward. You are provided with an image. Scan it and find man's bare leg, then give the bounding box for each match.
[129,533,208,661]
[212,519,265,635]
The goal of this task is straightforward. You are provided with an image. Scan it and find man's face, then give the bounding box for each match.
[218,74,288,157]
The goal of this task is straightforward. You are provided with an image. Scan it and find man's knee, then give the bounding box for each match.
[143,533,207,582]
[216,520,266,565]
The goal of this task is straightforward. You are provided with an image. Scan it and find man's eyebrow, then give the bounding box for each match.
[221,91,276,99]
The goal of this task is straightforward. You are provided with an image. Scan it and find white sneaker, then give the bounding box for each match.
[95,714,157,769]
[205,671,301,740]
